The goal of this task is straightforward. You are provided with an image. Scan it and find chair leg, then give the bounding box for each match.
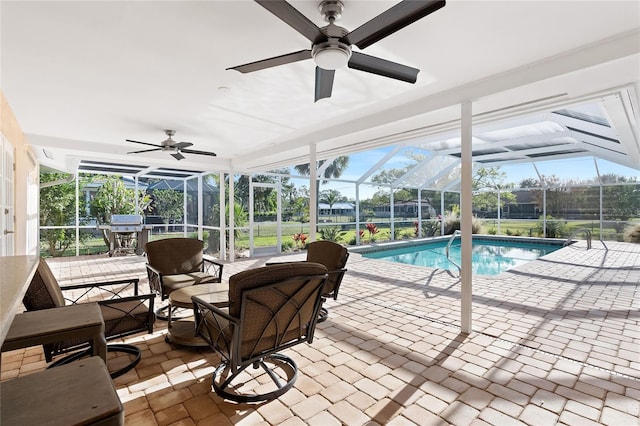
[212,354,298,403]
[317,306,329,323]
[47,344,142,379]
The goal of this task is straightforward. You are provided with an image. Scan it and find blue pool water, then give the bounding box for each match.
[362,238,562,275]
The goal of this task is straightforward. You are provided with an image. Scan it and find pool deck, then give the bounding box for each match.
[2,240,639,425]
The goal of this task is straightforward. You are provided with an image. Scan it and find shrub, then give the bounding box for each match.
[422,220,441,237]
[487,227,497,235]
[319,226,346,243]
[534,215,568,238]
[281,240,295,251]
[623,221,640,243]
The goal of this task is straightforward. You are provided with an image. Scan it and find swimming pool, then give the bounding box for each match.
[359,237,564,275]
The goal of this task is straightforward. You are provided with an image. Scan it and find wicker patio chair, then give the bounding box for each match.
[22,258,155,378]
[268,240,349,322]
[145,238,224,320]
[192,262,327,402]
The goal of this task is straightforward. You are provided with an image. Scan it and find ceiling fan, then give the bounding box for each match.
[126,130,217,161]
[227,0,446,102]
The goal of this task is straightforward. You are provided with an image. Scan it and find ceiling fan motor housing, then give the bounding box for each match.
[319,0,344,23]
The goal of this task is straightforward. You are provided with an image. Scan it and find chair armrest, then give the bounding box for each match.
[203,258,224,282]
[145,263,164,296]
[192,297,233,322]
[97,293,155,307]
[60,278,140,304]
[264,261,305,266]
[192,296,237,353]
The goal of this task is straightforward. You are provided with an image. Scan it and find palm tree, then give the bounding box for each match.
[294,156,349,182]
[321,190,341,222]
[295,156,350,229]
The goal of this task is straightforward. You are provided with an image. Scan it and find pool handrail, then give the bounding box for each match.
[445,230,462,273]
[563,228,592,249]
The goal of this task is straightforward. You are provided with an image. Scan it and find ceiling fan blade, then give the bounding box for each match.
[127,148,162,154]
[348,51,419,83]
[126,139,162,148]
[255,0,326,44]
[227,50,312,73]
[171,151,185,161]
[314,67,335,102]
[342,0,446,49]
[174,142,193,149]
[180,148,217,157]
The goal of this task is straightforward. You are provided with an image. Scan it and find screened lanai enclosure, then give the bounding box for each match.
[39,89,640,259]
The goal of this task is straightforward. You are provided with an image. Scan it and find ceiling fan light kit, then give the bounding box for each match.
[228,0,446,101]
[312,41,351,70]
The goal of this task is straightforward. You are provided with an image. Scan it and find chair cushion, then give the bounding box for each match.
[162,272,219,293]
[23,258,66,310]
[100,300,151,337]
[145,238,204,274]
[228,263,328,318]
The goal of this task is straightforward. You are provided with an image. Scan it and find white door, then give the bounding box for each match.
[1,135,16,256]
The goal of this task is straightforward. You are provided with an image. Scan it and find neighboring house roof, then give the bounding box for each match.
[318,202,354,210]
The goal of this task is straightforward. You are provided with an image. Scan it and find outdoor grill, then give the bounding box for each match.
[98,214,151,256]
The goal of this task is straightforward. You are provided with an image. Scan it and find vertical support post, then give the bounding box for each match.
[417,188,422,238]
[599,184,603,239]
[249,177,254,257]
[75,175,80,256]
[595,158,603,239]
[440,190,445,236]
[390,185,395,241]
[497,190,501,235]
[197,175,203,241]
[355,184,361,245]
[219,172,226,261]
[543,188,547,238]
[460,101,473,334]
[229,171,235,262]
[276,177,282,253]
[134,176,139,215]
[183,180,188,236]
[309,144,318,242]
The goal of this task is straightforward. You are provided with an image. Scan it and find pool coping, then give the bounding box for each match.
[349,234,568,255]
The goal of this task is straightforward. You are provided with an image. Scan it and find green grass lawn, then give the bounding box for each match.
[40,218,632,257]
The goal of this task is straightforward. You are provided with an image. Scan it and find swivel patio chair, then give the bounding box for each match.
[192,262,327,402]
[268,240,349,322]
[145,238,224,320]
[22,258,155,378]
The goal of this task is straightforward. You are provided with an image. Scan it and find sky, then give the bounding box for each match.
[294,147,639,201]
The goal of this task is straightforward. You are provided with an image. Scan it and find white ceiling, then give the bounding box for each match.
[2,0,639,175]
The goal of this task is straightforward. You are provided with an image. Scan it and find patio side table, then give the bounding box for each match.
[166,282,229,346]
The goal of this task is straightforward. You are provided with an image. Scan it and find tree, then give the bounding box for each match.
[90,176,151,246]
[472,167,517,215]
[152,189,184,226]
[294,156,349,183]
[40,172,77,256]
[295,157,350,227]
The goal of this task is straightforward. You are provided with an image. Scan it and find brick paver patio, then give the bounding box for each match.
[2,240,638,425]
